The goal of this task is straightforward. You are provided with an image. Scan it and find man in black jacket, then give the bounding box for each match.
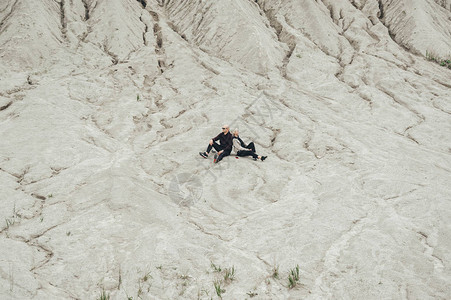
[199,125,233,163]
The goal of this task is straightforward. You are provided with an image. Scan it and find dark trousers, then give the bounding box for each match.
[237,142,258,159]
[237,150,258,159]
[206,142,231,162]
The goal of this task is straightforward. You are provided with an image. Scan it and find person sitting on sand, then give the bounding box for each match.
[199,124,233,163]
[232,129,267,161]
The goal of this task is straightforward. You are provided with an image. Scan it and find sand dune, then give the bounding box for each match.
[1,0,450,299]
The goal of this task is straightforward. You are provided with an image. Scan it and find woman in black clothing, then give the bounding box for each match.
[232,129,267,161]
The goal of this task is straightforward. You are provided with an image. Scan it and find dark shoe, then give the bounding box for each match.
[261,156,267,161]
[213,153,218,163]
[199,152,208,159]
[253,157,257,161]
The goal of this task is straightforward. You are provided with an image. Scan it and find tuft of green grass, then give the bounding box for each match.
[426,50,437,62]
[142,271,152,282]
[136,270,152,297]
[179,274,190,280]
[137,284,143,298]
[426,50,451,68]
[247,291,258,297]
[5,218,15,228]
[118,268,122,290]
[288,265,300,289]
[272,265,279,279]
[137,94,140,101]
[223,266,235,282]
[198,288,209,298]
[97,289,110,300]
[66,231,71,236]
[214,280,225,298]
[211,262,222,273]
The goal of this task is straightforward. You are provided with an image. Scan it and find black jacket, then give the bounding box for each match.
[212,132,233,151]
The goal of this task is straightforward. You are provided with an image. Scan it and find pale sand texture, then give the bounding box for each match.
[1,0,450,299]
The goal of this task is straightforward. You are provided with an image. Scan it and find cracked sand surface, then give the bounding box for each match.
[1,0,450,299]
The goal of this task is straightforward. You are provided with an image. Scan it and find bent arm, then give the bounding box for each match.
[233,139,248,151]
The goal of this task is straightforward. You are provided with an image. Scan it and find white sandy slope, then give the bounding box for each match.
[0,0,450,299]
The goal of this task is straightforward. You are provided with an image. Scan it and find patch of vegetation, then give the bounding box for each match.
[136,270,152,298]
[247,291,258,297]
[214,280,225,298]
[5,218,15,228]
[223,266,235,282]
[5,204,20,229]
[179,274,190,280]
[210,262,222,273]
[197,288,209,298]
[142,271,152,282]
[137,284,143,298]
[97,289,110,300]
[118,268,122,290]
[288,265,300,289]
[207,263,237,298]
[178,273,191,296]
[272,265,279,279]
[426,50,451,69]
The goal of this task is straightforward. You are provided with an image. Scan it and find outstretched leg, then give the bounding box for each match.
[237,150,258,159]
[237,150,266,161]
